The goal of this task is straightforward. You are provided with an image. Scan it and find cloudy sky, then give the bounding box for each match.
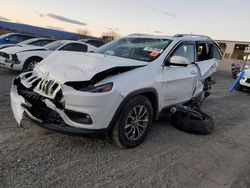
[0,0,250,41]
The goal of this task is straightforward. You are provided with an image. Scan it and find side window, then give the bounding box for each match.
[8,35,18,43]
[41,40,53,46]
[196,43,210,61]
[87,40,104,47]
[172,44,195,63]
[214,46,222,60]
[197,43,222,61]
[31,41,42,46]
[17,35,29,43]
[208,44,222,60]
[59,43,87,52]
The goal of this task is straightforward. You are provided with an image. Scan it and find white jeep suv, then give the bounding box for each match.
[11,34,221,148]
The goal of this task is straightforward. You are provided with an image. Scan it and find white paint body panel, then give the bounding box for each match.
[10,35,220,131]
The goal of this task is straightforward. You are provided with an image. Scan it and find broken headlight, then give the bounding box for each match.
[65,82,113,93]
[89,83,113,93]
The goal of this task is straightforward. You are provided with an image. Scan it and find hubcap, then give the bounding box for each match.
[124,105,149,141]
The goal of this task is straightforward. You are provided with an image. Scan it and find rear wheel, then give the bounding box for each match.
[111,96,153,148]
[22,57,42,72]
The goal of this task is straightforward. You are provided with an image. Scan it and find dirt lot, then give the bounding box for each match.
[0,67,250,188]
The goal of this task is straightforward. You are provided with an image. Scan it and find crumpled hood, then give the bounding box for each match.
[0,45,46,54]
[34,51,148,83]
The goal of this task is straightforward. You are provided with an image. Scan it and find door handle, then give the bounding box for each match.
[190,70,198,75]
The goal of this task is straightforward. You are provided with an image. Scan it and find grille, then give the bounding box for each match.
[0,52,10,59]
[34,78,61,99]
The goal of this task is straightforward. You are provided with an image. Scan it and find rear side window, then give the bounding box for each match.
[86,40,105,47]
[17,35,33,43]
[211,44,222,60]
[196,42,222,61]
[59,43,87,52]
[31,40,53,46]
[31,41,42,46]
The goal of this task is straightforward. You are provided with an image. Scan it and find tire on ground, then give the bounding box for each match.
[171,108,214,135]
[111,95,153,149]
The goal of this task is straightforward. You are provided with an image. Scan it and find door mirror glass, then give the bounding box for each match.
[169,56,190,66]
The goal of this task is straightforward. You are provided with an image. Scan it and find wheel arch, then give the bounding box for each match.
[24,56,43,64]
[108,88,159,133]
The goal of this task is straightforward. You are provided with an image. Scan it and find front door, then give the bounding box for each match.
[162,42,198,107]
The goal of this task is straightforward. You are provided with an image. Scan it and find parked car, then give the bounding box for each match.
[10,34,221,148]
[235,65,250,91]
[78,38,105,47]
[0,38,56,50]
[0,40,96,72]
[0,33,36,46]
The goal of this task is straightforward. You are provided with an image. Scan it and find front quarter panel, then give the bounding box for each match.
[17,50,52,64]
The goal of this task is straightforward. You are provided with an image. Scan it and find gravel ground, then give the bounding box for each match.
[0,67,250,188]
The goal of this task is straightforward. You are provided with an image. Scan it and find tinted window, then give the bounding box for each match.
[30,40,42,46]
[172,44,195,63]
[197,43,222,61]
[8,34,18,43]
[59,43,87,52]
[208,44,222,60]
[17,35,33,43]
[31,40,53,46]
[86,40,105,47]
[45,41,66,50]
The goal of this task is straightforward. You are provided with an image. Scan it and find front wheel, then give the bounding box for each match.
[22,58,42,72]
[111,96,153,148]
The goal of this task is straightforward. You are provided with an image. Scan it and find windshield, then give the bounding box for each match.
[44,41,66,50]
[96,37,172,62]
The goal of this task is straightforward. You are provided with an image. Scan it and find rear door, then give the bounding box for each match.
[162,41,199,107]
[195,42,222,80]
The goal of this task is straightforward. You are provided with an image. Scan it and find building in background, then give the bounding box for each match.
[216,40,250,61]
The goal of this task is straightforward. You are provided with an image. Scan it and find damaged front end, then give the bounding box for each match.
[11,72,65,125]
[11,72,96,134]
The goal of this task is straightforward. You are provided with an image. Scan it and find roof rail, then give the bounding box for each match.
[128,33,154,37]
[173,34,212,41]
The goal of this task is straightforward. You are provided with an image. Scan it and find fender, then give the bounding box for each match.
[107,88,159,133]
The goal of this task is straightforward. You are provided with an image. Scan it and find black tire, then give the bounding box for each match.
[235,83,243,91]
[22,57,42,72]
[111,95,153,148]
[171,108,214,135]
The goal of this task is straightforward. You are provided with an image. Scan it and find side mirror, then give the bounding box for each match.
[5,38,9,42]
[169,56,190,66]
